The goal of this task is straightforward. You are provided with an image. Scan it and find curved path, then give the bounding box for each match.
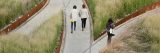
[10,0,160,53]
[60,0,92,53]
[13,0,63,35]
[84,7,160,53]
[60,0,160,53]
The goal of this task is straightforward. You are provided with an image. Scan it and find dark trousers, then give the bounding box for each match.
[107,32,113,44]
[71,21,76,31]
[81,18,87,29]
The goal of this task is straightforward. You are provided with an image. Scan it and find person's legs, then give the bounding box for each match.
[108,36,111,44]
[71,22,73,33]
[107,32,112,44]
[81,19,84,29]
[74,21,76,31]
[81,18,85,31]
[84,18,87,28]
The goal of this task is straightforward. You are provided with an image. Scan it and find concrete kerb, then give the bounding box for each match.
[56,9,66,53]
[59,9,67,53]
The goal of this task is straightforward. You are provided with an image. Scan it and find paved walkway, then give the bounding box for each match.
[11,0,160,52]
[61,0,91,53]
[13,0,63,35]
[83,7,160,53]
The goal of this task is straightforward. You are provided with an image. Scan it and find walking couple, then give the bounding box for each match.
[70,4,89,33]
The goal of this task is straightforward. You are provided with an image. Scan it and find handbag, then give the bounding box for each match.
[109,28,115,36]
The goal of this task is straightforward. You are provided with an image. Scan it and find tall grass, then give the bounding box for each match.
[140,15,160,53]
[87,0,160,40]
[87,0,95,18]
[0,0,42,29]
[93,0,123,40]
[0,12,62,53]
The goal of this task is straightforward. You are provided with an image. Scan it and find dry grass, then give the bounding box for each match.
[141,15,160,53]
[101,26,138,53]
[0,0,42,29]
[101,14,160,53]
[0,11,62,53]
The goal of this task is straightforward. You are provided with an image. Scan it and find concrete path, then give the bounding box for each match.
[10,0,92,52]
[13,0,63,35]
[61,0,91,53]
[11,0,160,53]
[83,7,160,53]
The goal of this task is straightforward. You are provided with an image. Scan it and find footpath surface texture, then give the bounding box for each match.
[84,7,160,53]
[11,0,160,53]
[61,0,92,53]
[13,0,63,35]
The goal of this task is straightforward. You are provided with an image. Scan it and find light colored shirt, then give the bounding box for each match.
[70,9,79,22]
[80,8,89,18]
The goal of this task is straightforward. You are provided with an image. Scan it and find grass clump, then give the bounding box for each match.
[0,12,63,53]
[140,15,160,53]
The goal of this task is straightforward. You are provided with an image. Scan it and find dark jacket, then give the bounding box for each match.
[106,18,114,32]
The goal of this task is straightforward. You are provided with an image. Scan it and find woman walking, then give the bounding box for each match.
[106,18,115,44]
[70,5,79,33]
[80,4,89,31]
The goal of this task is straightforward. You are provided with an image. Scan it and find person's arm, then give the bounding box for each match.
[113,23,115,28]
[87,9,90,18]
[70,12,72,19]
[112,23,115,29]
[79,10,81,17]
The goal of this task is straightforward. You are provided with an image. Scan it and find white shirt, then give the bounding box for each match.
[80,8,89,18]
[70,9,79,21]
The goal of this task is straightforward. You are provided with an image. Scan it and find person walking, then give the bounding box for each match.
[70,5,79,33]
[106,18,115,44]
[79,4,89,31]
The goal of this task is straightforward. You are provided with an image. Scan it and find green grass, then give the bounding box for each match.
[87,0,95,18]
[87,0,160,40]
[0,0,42,29]
[0,11,62,53]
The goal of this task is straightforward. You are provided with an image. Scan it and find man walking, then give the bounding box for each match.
[80,4,89,31]
[70,5,79,33]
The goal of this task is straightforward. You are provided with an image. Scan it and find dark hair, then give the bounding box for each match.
[108,18,113,23]
[82,4,86,8]
[106,18,114,29]
[73,5,77,9]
